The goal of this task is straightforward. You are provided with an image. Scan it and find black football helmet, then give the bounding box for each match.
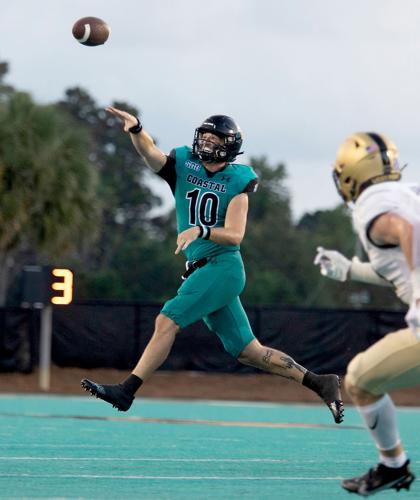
[192,115,243,163]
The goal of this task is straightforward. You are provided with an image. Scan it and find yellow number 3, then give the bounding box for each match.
[51,268,73,305]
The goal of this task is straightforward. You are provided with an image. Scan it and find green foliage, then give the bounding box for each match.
[242,156,304,304]
[58,87,181,300]
[0,70,100,304]
[297,205,354,255]
[76,212,181,302]
[0,90,99,257]
[294,206,355,307]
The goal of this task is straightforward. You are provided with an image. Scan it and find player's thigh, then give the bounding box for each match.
[161,253,245,328]
[203,297,255,358]
[346,328,420,395]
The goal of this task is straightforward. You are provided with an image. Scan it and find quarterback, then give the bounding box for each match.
[81,107,343,424]
[315,132,419,495]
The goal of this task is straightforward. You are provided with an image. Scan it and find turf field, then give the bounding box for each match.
[0,394,418,499]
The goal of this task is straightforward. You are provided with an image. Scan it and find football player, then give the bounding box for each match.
[81,107,343,424]
[314,132,419,495]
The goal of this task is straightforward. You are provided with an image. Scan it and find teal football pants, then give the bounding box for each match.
[161,251,255,357]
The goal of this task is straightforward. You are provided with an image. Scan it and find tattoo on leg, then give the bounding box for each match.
[258,349,306,382]
[279,356,306,374]
[262,349,273,365]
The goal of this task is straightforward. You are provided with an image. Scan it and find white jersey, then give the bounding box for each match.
[352,181,420,305]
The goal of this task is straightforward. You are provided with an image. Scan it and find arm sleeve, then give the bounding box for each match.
[156,149,177,194]
[243,177,258,193]
[350,257,392,287]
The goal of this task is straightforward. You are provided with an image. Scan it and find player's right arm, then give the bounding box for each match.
[368,212,414,266]
[105,106,166,172]
[369,211,420,337]
[314,247,390,286]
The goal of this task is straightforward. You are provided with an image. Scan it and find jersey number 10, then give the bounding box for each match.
[186,189,219,226]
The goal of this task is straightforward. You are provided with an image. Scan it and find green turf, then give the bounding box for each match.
[0,394,418,499]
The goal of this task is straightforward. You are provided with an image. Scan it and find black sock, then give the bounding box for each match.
[301,371,320,393]
[121,374,143,395]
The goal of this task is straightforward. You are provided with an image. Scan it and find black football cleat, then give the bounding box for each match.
[312,374,344,424]
[81,378,134,412]
[342,460,415,496]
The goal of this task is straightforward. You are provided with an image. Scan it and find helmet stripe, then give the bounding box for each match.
[366,132,391,174]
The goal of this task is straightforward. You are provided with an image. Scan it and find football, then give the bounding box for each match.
[72,17,110,46]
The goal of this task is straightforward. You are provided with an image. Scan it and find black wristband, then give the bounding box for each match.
[197,226,211,239]
[203,226,211,240]
[128,117,143,135]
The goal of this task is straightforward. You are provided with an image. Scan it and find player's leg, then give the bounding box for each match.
[204,298,343,423]
[238,338,305,382]
[342,328,420,495]
[81,313,179,411]
[131,314,180,381]
[82,252,245,410]
[239,339,342,421]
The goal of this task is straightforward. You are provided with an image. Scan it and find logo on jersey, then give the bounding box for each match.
[186,174,227,193]
[185,160,201,172]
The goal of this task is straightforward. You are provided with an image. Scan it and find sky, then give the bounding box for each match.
[1,0,420,220]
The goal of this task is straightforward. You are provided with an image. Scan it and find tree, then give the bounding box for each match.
[0,82,99,304]
[241,156,304,304]
[58,87,180,300]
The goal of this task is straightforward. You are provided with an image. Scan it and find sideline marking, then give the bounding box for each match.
[5,457,410,465]
[0,457,289,462]
[0,412,363,430]
[0,473,344,480]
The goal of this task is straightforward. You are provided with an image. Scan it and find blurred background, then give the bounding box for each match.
[0,0,414,379]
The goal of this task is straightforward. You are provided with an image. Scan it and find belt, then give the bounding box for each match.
[181,257,209,280]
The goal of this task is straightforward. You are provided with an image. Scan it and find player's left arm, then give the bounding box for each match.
[175,193,248,254]
[208,192,249,246]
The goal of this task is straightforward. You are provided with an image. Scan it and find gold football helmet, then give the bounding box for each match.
[333,132,401,202]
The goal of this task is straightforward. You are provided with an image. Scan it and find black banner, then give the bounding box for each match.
[0,302,406,375]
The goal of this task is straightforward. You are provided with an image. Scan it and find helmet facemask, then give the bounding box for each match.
[192,115,243,164]
[194,131,229,164]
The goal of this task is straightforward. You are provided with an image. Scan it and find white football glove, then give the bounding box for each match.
[314,247,351,282]
[405,299,420,340]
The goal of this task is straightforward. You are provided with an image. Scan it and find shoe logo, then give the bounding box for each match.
[368,416,379,430]
[94,383,105,396]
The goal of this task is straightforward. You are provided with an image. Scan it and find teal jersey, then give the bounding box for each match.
[157,146,258,261]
